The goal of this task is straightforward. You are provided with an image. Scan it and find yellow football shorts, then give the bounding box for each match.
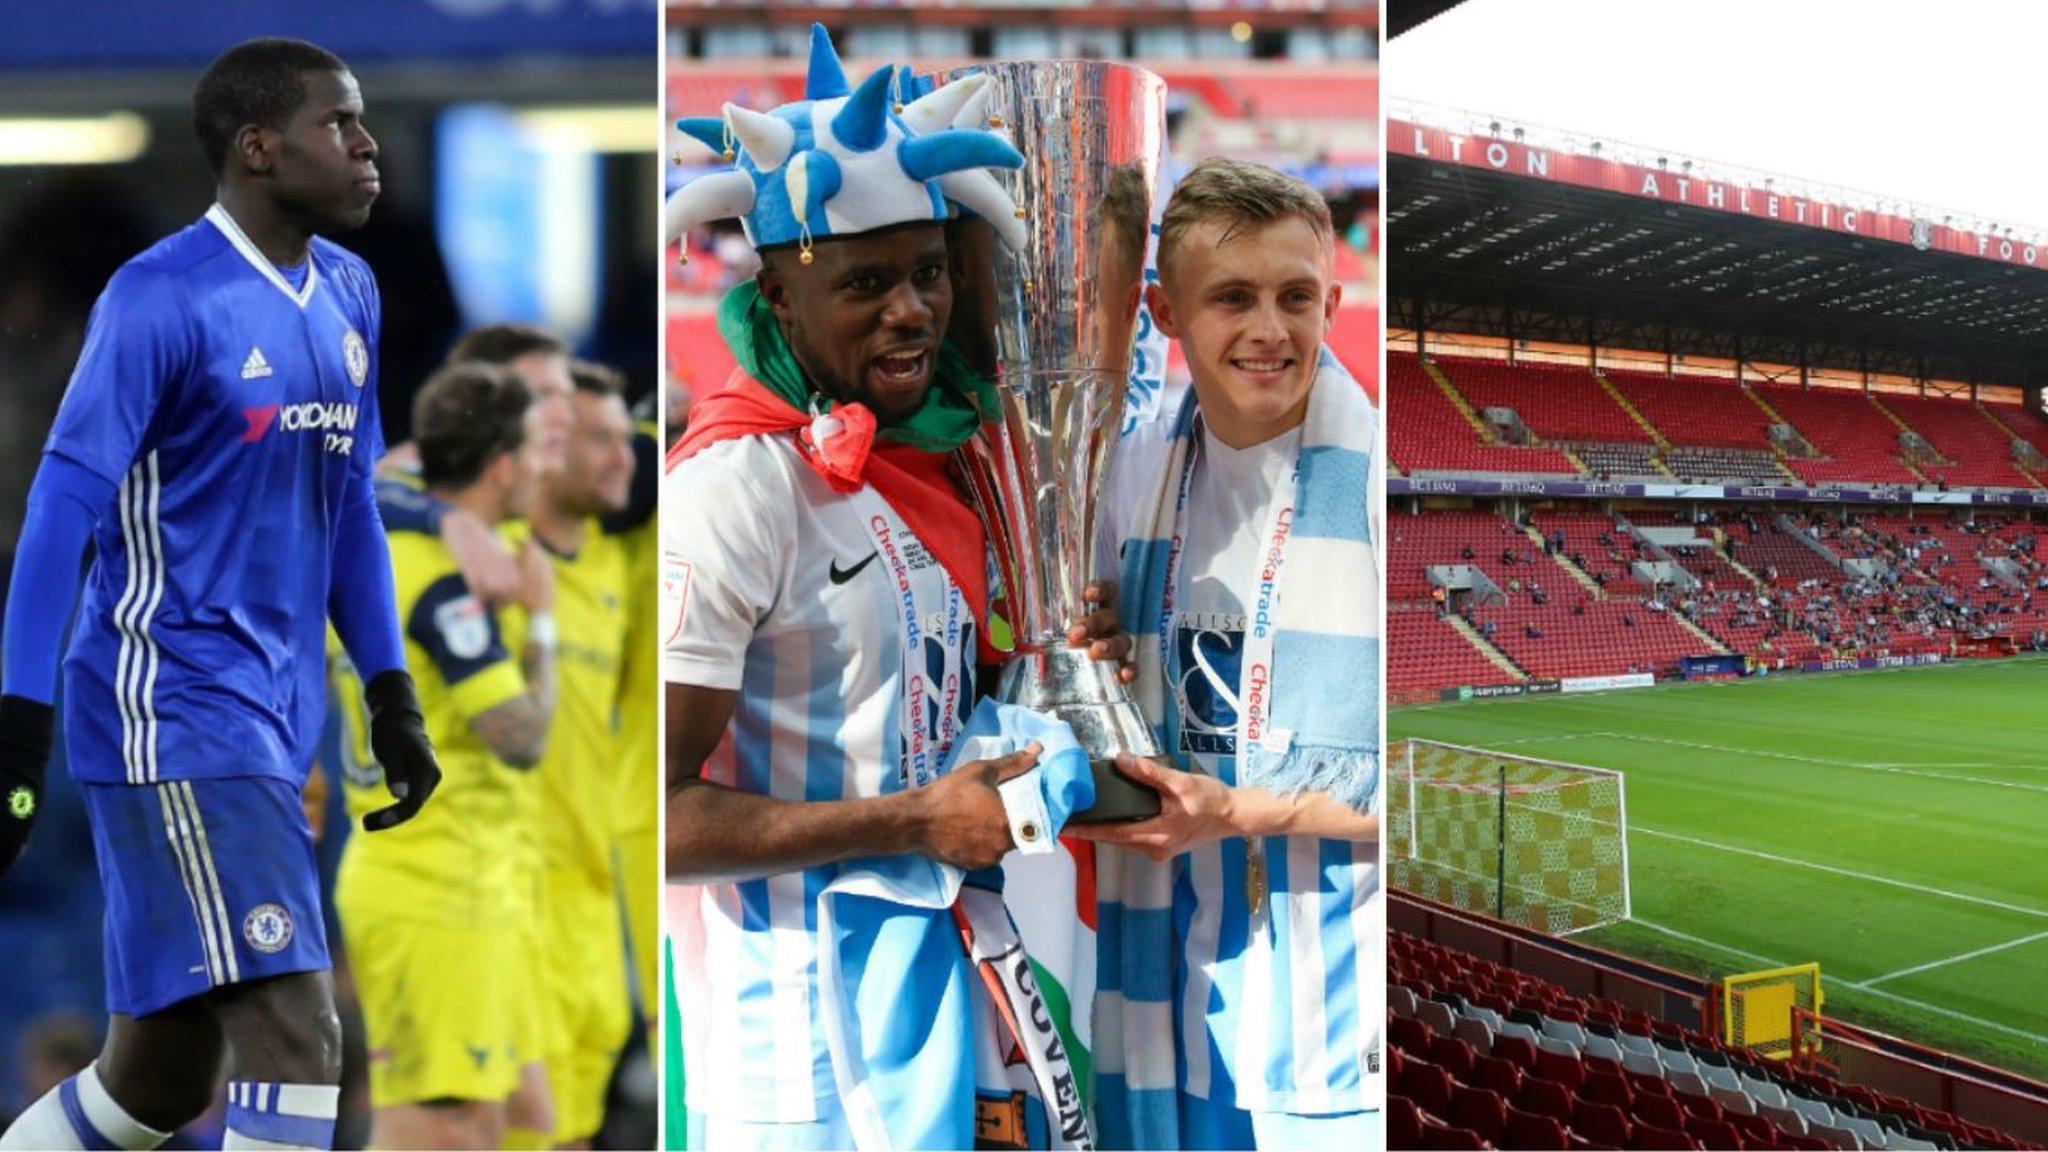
[537,873,632,1142]
[343,916,522,1108]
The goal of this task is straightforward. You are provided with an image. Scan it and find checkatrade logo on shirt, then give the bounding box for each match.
[241,401,358,454]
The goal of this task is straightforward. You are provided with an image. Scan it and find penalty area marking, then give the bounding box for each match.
[1628,824,2048,922]
[1864,928,2048,987]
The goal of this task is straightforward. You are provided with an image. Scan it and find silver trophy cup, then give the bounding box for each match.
[947,61,1168,822]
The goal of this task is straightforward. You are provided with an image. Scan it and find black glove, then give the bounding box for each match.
[361,670,441,832]
[0,695,53,877]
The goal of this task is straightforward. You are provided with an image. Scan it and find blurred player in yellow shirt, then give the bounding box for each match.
[512,360,638,1148]
[332,364,560,1149]
[608,414,660,1032]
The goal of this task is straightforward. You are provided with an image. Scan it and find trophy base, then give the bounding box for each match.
[996,647,1163,824]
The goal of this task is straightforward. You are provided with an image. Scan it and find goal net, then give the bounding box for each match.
[1389,739,1631,935]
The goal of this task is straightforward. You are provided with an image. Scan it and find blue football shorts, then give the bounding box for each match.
[82,776,329,1016]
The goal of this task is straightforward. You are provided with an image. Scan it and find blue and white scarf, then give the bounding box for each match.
[1094,348,1380,1148]
[818,699,1098,1151]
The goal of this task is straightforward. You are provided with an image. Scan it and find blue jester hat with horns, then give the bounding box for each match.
[664,24,1027,258]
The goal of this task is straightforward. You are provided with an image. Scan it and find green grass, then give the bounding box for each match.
[1390,657,2048,1081]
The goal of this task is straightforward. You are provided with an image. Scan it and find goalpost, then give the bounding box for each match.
[1726,963,1824,1061]
[1389,739,1632,935]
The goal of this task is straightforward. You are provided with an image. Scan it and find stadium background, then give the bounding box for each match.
[1383,2,2048,1147]
[660,0,1383,444]
[0,2,661,1147]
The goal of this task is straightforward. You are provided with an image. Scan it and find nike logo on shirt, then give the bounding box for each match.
[829,551,880,584]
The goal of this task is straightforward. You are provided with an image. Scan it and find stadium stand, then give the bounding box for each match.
[1527,510,1648,596]
[1880,394,2041,490]
[1384,499,2048,703]
[1387,92,2048,1149]
[1390,354,1580,475]
[1390,607,1521,693]
[1390,509,1566,600]
[1436,357,1652,446]
[1984,402,2048,462]
[1391,927,2027,1151]
[1601,370,1777,450]
[1468,599,1702,681]
[1661,446,1793,485]
[1721,517,1841,584]
[1571,443,1663,481]
[1753,384,1922,486]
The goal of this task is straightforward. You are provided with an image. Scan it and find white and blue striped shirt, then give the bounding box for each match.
[662,434,978,1122]
[1104,412,1379,1116]
[1168,424,1376,1114]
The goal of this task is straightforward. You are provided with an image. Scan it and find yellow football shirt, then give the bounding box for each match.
[505,519,632,892]
[333,529,534,928]
[611,444,659,1014]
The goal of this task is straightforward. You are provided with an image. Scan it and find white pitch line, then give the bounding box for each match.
[1410,778,2048,922]
[1588,730,2048,792]
[1629,824,2048,922]
[1865,929,2048,987]
[1624,917,2048,1051]
[1460,733,1603,747]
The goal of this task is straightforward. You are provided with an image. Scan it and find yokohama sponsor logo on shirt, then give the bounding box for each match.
[241,401,359,454]
[277,401,357,432]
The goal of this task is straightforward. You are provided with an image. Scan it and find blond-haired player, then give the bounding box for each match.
[1079,158,1380,1151]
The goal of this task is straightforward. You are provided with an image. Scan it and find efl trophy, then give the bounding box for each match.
[946,61,1169,823]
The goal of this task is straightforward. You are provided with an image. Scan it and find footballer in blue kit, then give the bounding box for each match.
[0,39,441,1152]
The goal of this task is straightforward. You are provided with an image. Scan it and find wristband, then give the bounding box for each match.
[527,613,559,652]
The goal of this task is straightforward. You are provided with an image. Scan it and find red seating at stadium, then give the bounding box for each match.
[1661,446,1794,484]
[1437,356,1651,445]
[1390,354,1580,475]
[1881,394,2041,490]
[1602,369,1777,449]
[1528,510,1647,596]
[1385,505,2048,693]
[1389,608,1519,703]
[1389,509,1563,603]
[1390,928,2027,1151]
[1722,517,1840,584]
[1984,402,2048,461]
[1469,600,1704,680]
[1664,542,1749,592]
[1753,384,1921,485]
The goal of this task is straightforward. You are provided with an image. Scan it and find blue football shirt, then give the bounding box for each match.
[47,205,385,785]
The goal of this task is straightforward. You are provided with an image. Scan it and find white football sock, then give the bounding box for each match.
[0,1064,171,1150]
[222,1081,339,1150]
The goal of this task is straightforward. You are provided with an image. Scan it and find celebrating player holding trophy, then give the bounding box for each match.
[660,26,1142,1150]
[1075,159,1382,1150]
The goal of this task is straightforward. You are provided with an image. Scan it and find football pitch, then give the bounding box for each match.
[1389,657,2048,1081]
